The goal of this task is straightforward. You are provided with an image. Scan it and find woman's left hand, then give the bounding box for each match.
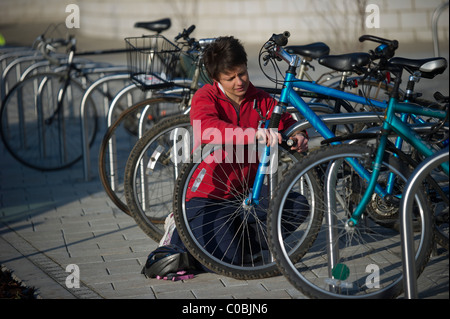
[289,132,309,153]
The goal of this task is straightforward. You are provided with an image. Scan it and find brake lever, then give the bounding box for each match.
[263,40,275,50]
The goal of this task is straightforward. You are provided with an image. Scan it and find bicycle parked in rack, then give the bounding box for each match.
[170,31,447,282]
[265,37,448,297]
[0,19,173,171]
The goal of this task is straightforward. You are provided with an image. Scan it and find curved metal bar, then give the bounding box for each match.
[1,55,44,100]
[432,1,449,57]
[80,73,130,180]
[400,146,449,298]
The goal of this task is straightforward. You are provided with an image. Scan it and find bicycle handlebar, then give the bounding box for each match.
[174,25,216,54]
[270,31,291,46]
[359,34,398,50]
[359,35,398,60]
[198,38,216,50]
[34,34,76,66]
[175,25,196,41]
[261,31,400,85]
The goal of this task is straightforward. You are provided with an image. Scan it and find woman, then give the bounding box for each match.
[171,36,309,267]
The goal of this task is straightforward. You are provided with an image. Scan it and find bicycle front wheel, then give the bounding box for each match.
[0,72,97,170]
[124,113,192,241]
[173,143,314,279]
[268,144,433,299]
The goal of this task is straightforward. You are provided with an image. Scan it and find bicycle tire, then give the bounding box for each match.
[124,113,192,241]
[172,142,312,279]
[99,96,183,215]
[268,144,433,299]
[0,72,97,170]
[99,95,183,215]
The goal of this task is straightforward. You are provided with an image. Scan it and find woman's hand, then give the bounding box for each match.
[256,128,281,147]
[289,131,309,153]
[256,129,308,153]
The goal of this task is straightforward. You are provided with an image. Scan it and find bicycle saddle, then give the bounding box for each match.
[134,18,171,33]
[318,53,370,72]
[285,42,330,59]
[389,57,447,79]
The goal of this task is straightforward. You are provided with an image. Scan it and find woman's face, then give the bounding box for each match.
[217,64,249,103]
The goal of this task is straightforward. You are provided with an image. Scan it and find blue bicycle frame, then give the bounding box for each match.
[348,96,449,225]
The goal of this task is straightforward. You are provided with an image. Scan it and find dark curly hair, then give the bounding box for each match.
[203,36,247,81]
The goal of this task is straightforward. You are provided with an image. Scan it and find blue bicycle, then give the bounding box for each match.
[266,36,448,297]
[172,32,447,284]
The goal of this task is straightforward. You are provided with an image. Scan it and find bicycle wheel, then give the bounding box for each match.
[172,142,315,279]
[0,72,97,170]
[268,144,433,299]
[99,96,183,215]
[124,113,192,241]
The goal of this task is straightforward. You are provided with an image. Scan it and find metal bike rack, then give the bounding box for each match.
[105,83,146,192]
[1,54,45,100]
[19,60,52,79]
[400,146,449,299]
[80,71,131,180]
[0,49,36,72]
[432,1,449,57]
[104,84,189,194]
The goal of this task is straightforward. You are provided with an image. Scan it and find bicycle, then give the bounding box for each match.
[171,31,446,282]
[0,19,172,170]
[266,41,448,297]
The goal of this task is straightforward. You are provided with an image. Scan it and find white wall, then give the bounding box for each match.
[1,0,448,51]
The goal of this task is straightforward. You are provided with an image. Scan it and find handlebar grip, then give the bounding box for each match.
[271,31,290,46]
[185,25,196,36]
[175,25,196,41]
[36,36,75,66]
[267,112,282,130]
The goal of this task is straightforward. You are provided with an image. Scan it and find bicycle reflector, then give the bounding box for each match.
[331,263,350,281]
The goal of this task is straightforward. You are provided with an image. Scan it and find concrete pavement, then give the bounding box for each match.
[1,139,448,300]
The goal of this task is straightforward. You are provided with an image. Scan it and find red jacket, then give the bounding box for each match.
[187,81,297,200]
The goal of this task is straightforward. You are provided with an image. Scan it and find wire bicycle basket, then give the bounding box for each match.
[125,35,181,90]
